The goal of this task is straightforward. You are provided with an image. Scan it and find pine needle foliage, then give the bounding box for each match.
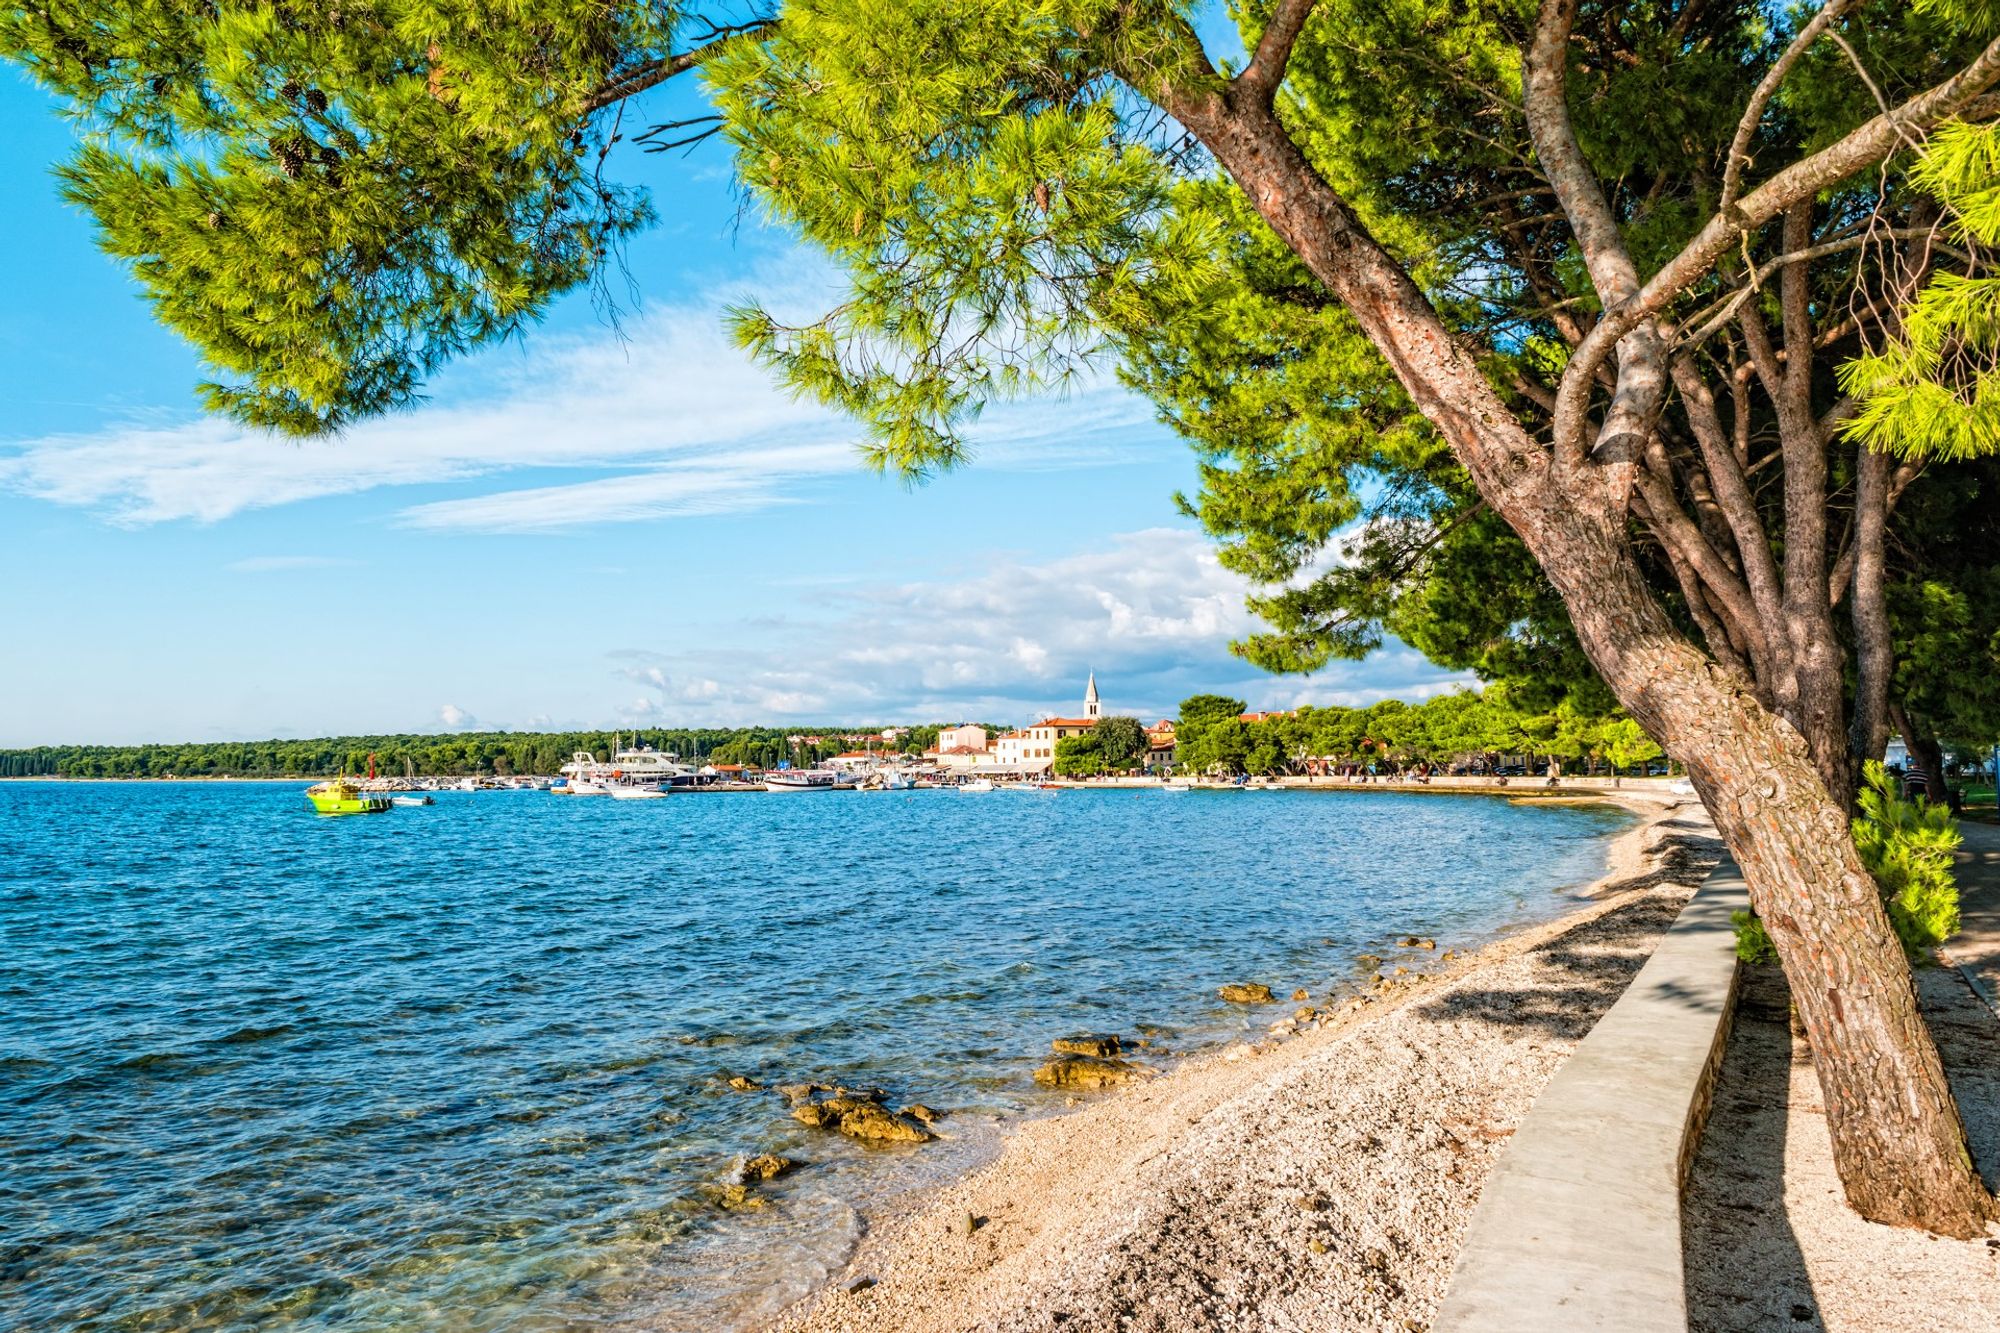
[1,2,689,433]
[1853,759,1964,955]
[1839,0,2000,461]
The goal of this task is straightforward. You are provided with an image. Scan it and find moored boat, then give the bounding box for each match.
[609,784,668,800]
[305,777,392,816]
[764,769,839,792]
[958,778,996,793]
[391,795,434,807]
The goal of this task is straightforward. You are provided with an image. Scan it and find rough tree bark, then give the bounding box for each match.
[1135,4,1996,1235]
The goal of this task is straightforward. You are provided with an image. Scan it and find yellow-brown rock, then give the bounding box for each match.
[838,1103,933,1142]
[742,1153,800,1181]
[1051,1034,1125,1058]
[1219,982,1276,1004]
[1033,1055,1147,1089]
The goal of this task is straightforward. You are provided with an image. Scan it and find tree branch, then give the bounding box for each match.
[1526,0,1666,475]
[580,18,777,116]
[1559,31,2000,428]
[1235,0,1318,106]
[1669,354,1788,648]
[1720,0,1859,215]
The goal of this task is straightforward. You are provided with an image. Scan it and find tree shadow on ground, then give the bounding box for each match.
[1683,964,1820,1331]
[1412,882,1703,1039]
[1919,965,2000,1193]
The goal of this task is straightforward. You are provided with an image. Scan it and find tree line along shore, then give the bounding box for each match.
[0,686,1671,782]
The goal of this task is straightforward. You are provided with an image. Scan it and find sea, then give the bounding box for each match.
[0,780,1632,1331]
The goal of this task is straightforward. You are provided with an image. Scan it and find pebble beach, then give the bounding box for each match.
[769,800,1722,1331]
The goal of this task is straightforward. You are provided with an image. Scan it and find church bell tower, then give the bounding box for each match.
[1084,672,1101,719]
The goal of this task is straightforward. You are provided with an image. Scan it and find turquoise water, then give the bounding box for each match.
[0,782,1629,1331]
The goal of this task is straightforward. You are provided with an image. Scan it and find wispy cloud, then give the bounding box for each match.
[0,265,1166,531]
[601,527,1470,726]
[225,554,357,573]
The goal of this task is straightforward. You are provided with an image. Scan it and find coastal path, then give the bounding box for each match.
[1946,822,2000,1014]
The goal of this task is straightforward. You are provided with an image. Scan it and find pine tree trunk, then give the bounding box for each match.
[1165,86,1997,1236]
[1554,546,1992,1237]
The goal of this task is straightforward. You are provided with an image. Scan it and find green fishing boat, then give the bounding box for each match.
[304,775,391,816]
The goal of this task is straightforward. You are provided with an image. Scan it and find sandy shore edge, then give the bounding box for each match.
[762,795,1714,1332]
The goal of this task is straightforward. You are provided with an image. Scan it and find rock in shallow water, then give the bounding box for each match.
[792,1095,934,1142]
[1033,1055,1148,1089]
[741,1153,800,1181]
[1219,982,1276,1004]
[840,1103,933,1142]
[1050,1034,1125,1058]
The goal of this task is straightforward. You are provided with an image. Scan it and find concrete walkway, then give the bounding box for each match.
[1433,854,1747,1333]
[1946,822,2000,1014]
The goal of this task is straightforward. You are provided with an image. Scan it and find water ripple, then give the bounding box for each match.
[0,780,1628,1331]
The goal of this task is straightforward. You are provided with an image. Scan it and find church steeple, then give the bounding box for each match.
[1084,671,1100,719]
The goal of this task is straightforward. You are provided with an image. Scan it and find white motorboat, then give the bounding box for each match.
[1161,780,1192,794]
[764,769,839,792]
[958,778,996,793]
[877,771,917,791]
[391,795,434,807]
[609,783,668,800]
[607,739,703,789]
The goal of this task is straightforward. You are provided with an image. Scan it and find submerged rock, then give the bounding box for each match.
[700,1182,769,1211]
[1033,1055,1148,1089]
[903,1103,942,1124]
[1219,982,1276,1004]
[724,1074,762,1092]
[1050,1034,1125,1058]
[1400,936,1437,950]
[1291,988,1309,1002]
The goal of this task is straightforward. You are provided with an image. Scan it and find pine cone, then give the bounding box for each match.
[280,80,302,102]
[318,144,340,166]
[305,88,328,113]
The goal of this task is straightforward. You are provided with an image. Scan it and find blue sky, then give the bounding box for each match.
[0,57,1464,747]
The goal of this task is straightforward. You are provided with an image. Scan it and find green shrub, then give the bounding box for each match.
[1852,760,1962,955]
[1730,761,1961,964]
[1730,909,1777,963]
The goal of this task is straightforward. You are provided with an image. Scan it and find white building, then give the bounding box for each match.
[994,675,1103,774]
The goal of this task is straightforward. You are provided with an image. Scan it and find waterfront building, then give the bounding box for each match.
[995,675,1105,774]
[937,723,988,753]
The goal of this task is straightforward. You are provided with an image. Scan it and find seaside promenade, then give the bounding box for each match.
[1948,822,2000,1014]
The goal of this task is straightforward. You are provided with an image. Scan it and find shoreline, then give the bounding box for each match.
[757,795,1713,1332]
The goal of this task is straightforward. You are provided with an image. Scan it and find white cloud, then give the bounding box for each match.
[225,554,356,573]
[602,528,1472,726]
[438,704,478,729]
[0,270,1165,531]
